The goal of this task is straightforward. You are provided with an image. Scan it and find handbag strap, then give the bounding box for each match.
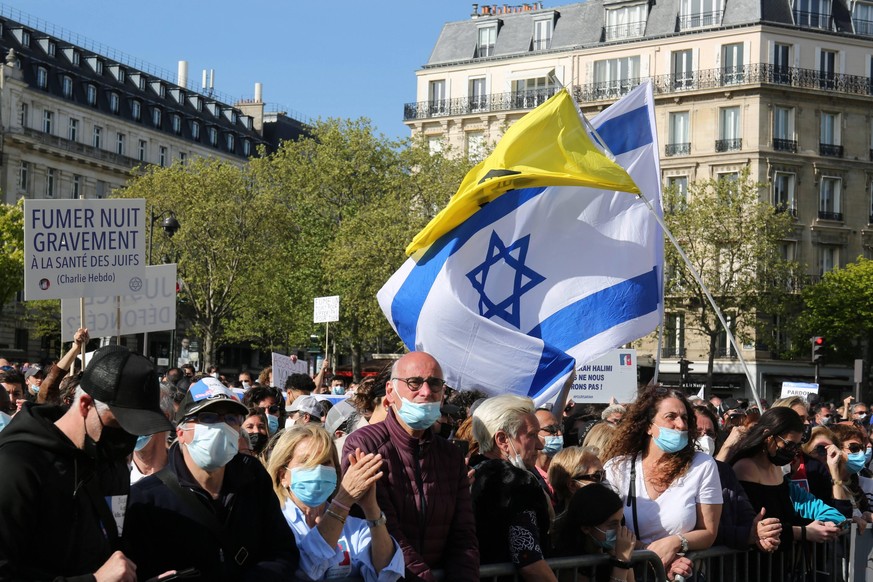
[154,468,249,566]
[626,454,642,539]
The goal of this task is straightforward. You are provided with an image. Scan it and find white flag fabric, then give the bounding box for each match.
[378,83,663,404]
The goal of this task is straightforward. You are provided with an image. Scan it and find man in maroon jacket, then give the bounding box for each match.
[342,351,479,581]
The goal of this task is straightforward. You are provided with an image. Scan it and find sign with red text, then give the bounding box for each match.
[24,199,146,300]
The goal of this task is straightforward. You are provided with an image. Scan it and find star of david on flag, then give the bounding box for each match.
[378,83,663,404]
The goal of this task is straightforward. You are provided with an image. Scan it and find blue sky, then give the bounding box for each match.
[1,1,469,139]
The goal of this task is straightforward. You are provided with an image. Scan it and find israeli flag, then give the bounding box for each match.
[378,83,663,404]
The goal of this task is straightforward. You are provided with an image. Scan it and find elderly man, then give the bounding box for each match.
[601,403,626,426]
[342,351,478,581]
[123,377,298,581]
[0,345,172,581]
[471,395,555,582]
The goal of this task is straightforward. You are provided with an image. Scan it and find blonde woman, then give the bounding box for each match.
[266,424,404,581]
[582,421,618,460]
[548,446,605,543]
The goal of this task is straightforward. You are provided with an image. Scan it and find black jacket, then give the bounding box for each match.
[0,403,115,582]
[123,443,298,581]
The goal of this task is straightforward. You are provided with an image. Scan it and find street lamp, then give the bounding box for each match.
[144,210,181,361]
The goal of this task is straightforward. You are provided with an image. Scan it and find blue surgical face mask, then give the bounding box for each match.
[395,396,442,431]
[184,422,239,472]
[290,465,337,507]
[0,412,10,432]
[865,446,872,465]
[847,451,867,474]
[266,414,279,434]
[543,435,563,456]
[652,425,688,454]
[331,385,345,395]
[593,526,617,550]
[134,434,152,452]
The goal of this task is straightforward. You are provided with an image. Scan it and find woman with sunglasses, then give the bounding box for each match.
[828,423,873,527]
[729,407,841,579]
[602,387,722,576]
[548,446,606,544]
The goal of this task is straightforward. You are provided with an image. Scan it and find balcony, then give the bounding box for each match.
[773,139,797,153]
[604,20,646,41]
[855,18,873,36]
[16,126,140,168]
[775,203,797,217]
[817,210,843,221]
[720,66,747,86]
[665,143,691,156]
[404,87,561,121]
[678,10,723,30]
[819,143,844,157]
[715,138,742,152]
[794,10,834,30]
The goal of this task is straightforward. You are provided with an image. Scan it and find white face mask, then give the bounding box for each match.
[506,438,527,470]
[695,435,716,456]
[184,422,239,472]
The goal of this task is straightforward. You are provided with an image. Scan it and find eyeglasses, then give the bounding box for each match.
[573,470,605,483]
[845,443,864,454]
[265,405,280,415]
[392,376,447,393]
[183,412,243,428]
[775,434,801,453]
[539,424,561,435]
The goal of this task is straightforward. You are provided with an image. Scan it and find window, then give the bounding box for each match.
[45,168,54,198]
[42,110,53,134]
[428,80,447,116]
[131,100,141,121]
[62,75,73,98]
[533,18,553,50]
[226,133,235,151]
[159,146,167,167]
[667,112,690,156]
[666,176,689,210]
[116,133,125,156]
[68,118,78,142]
[593,57,641,98]
[86,84,97,106]
[46,40,55,57]
[721,43,744,84]
[664,313,685,357]
[72,175,81,198]
[152,108,162,128]
[512,76,558,108]
[819,245,839,275]
[92,126,102,149]
[428,136,443,155]
[795,0,832,29]
[672,49,694,89]
[36,66,48,89]
[109,92,119,113]
[773,106,795,151]
[20,30,30,47]
[819,177,842,219]
[191,121,200,141]
[138,140,147,162]
[477,25,496,58]
[243,139,251,157]
[773,43,791,83]
[71,50,80,66]
[717,107,741,151]
[854,1,873,35]
[820,111,842,156]
[469,77,487,111]
[773,172,796,214]
[18,161,28,191]
[679,0,723,29]
[19,103,28,128]
[605,4,647,40]
[14,328,28,351]
[466,131,486,161]
[715,314,737,358]
[208,127,218,146]
[179,152,187,163]
[172,114,181,134]
[819,49,837,89]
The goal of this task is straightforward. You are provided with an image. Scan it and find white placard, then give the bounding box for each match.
[313,295,340,323]
[61,264,176,338]
[272,352,294,390]
[24,199,146,300]
[780,381,819,400]
[568,349,638,404]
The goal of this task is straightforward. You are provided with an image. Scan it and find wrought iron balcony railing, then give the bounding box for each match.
[604,20,646,41]
[774,203,797,217]
[855,18,873,36]
[818,210,843,221]
[532,38,551,51]
[476,44,495,58]
[678,10,723,30]
[404,87,561,121]
[661,346,684,358]
[17,126,141,167]
[715,138,742,152]
[819,143,844,157]
[665,143,691,156]
[773,138,797,152]
[794,10,834,30]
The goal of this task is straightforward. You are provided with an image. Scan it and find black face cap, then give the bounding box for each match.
[80,345,172,436]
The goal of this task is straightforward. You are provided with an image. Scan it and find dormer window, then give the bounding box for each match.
[477,25,497,58]
[679,0,724,30]
[243,139,251,156]
[86,56,104,74]
[533,18,552,50]
[191,121,201,141]
[606,3,648,40]
[39,38,56,56]
[62,75,73,98]
[109,65,126,83]
[36,66,48,89]
[63,48,81,66]
[854,1,873,35]
[86,84,97,106]
[795,0,833,30]
[172,114,181,134]
[226,133,235,152]
[131,100,141,121]
[109,92,119,114]
[208,126,218,146]
[152,107,162,128]
[14,29,32,47]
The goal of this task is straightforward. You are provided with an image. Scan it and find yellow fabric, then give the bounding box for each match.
[406,89,640,256]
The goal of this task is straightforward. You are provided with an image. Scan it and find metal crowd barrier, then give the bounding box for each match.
[473,549,666,582]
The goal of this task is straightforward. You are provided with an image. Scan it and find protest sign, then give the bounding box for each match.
[272,352,297,391]
[24,199,146,300]
[314,296,340,323]
[568,349,638,404]
[61,264,176,338]
[780,381,819,400]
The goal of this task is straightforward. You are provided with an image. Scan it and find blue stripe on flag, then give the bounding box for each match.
[391,187,548,348]
[528,344,576,400]
[528,267,659,351]
[595,105,651,156]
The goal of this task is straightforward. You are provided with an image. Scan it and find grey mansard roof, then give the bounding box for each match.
[425,0,858,68]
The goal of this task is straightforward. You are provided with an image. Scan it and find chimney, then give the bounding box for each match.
[201,69,207,90]
[471,3,479,18]
[177,60,188,88]
[254,82,263,103]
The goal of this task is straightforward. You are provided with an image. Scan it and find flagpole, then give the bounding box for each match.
[634,195,762,411]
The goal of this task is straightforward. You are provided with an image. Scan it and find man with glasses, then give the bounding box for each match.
[535,407,562,497]
[124,377,298,581]
[814,403,835,427]
[341,351,478,581]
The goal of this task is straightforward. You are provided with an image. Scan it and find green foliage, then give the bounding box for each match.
[0,199,24,314]
[795,257,873,366]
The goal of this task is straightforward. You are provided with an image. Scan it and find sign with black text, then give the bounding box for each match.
[313,295,340,323]
[568,349,638,404]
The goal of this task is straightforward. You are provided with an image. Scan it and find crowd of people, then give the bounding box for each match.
[0,333,868,582]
